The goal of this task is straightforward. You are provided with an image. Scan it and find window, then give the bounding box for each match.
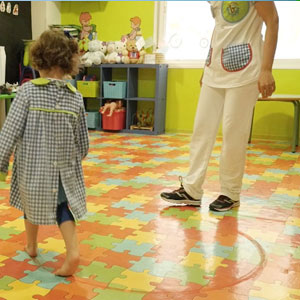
[154,1,300,69]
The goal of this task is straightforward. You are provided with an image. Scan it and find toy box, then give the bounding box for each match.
[103,81,127,99]
[102,110,126,131]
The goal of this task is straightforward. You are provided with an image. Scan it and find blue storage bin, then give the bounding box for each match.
[65,79,77,88]
[103,81,127,99]
[86,111,99,129]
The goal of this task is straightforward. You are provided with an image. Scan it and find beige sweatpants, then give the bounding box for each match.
[183,82,259,201]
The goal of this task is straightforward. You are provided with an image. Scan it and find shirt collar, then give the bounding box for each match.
[31,78,77,94]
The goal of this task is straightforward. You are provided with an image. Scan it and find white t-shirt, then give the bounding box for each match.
[202,1,264,88]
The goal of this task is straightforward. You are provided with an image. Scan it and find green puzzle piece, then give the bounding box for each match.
[86,189,105,196]
[85,213,120,225]
[0,276,15,291]
[77,261,125,283]
[81,234,122,250]
[292,246,300,259]
[161,207,196,220]
[93,288,145,300]
[0,227,21,240]
[166,264,212,286]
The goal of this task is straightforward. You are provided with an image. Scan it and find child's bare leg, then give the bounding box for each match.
[108,102,117,117]
[24,219,39,257]
[55,220,79,276]
[101,104,109,114]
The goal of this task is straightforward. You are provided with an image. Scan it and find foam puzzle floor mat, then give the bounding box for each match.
[0,131,299,299]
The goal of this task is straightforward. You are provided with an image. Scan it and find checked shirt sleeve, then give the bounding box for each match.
[0,87,29,181]
[77,103,89,160]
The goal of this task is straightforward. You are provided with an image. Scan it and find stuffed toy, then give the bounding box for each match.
[81,40,107,67]
[114,41,126,63]
[100,100,123,117]
[105,42,118,64]
[78,37,90,54]
[136,109,153,127]
[123,39,145,64]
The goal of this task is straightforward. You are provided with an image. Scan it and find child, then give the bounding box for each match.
[0,29,89,276]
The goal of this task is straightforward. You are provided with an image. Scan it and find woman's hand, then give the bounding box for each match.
[258,70,275,98]
[200,72,203,87]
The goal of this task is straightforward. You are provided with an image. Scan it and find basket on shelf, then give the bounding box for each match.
[77,81,99,98]
[103,81,127,99]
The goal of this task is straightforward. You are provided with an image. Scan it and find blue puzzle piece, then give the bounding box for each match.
[284,224,300,236]
[243,174,260,180]
[246,150,263,154]
[112,240,154,256]
[129,257,177,277]
[167,171,186,176]
[104,178,126,186]
[111,157,131,162]
[266,168,287,174]
[133,177,162,185]
[85,153,99,158]
[120,161,142,167]
[12,250,59,265]
[125,211,157,222]
[191,241,233,259]
[112,201,143,211]
[152,157,172,162]
[20,268,70,289]
[86,158,106,163]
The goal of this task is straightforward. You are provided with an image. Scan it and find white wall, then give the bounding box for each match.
[31,1,61,39]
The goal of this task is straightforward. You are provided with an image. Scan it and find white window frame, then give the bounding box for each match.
[153,1,300,69]
[153,1,206,69]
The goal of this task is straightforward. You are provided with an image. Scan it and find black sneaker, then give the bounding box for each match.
[209,195,240,212]
[160,177,201,206]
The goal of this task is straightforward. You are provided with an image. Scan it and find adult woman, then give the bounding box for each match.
[161,1,279,211]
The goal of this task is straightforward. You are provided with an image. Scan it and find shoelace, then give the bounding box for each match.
[174,176,185,193]
[174,187,185,193]
[217,196,232,204]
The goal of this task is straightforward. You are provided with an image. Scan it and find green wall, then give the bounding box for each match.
[61,1,300,141]
[60,1,154,42]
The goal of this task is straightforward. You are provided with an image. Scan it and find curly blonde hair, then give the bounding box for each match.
[30,29,79,74]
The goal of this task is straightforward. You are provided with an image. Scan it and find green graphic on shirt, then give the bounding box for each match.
[222,1,250,23]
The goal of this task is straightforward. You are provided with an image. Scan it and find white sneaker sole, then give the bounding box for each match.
[161,196,201,206]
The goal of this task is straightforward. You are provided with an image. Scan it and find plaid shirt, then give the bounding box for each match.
[0,79,89,225]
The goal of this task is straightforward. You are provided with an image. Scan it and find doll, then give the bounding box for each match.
[100,100,123,117]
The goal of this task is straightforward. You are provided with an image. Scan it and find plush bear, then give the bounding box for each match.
[114,41,126,63]
[105,42,118,64]
[81,40,107,67]
[123,39,145,64]
[99,41,107,60]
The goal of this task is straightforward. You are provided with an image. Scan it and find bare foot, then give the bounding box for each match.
[54,253,80,277]
[25,245,38,257]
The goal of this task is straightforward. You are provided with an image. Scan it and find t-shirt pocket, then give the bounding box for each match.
[221,43,252,72]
